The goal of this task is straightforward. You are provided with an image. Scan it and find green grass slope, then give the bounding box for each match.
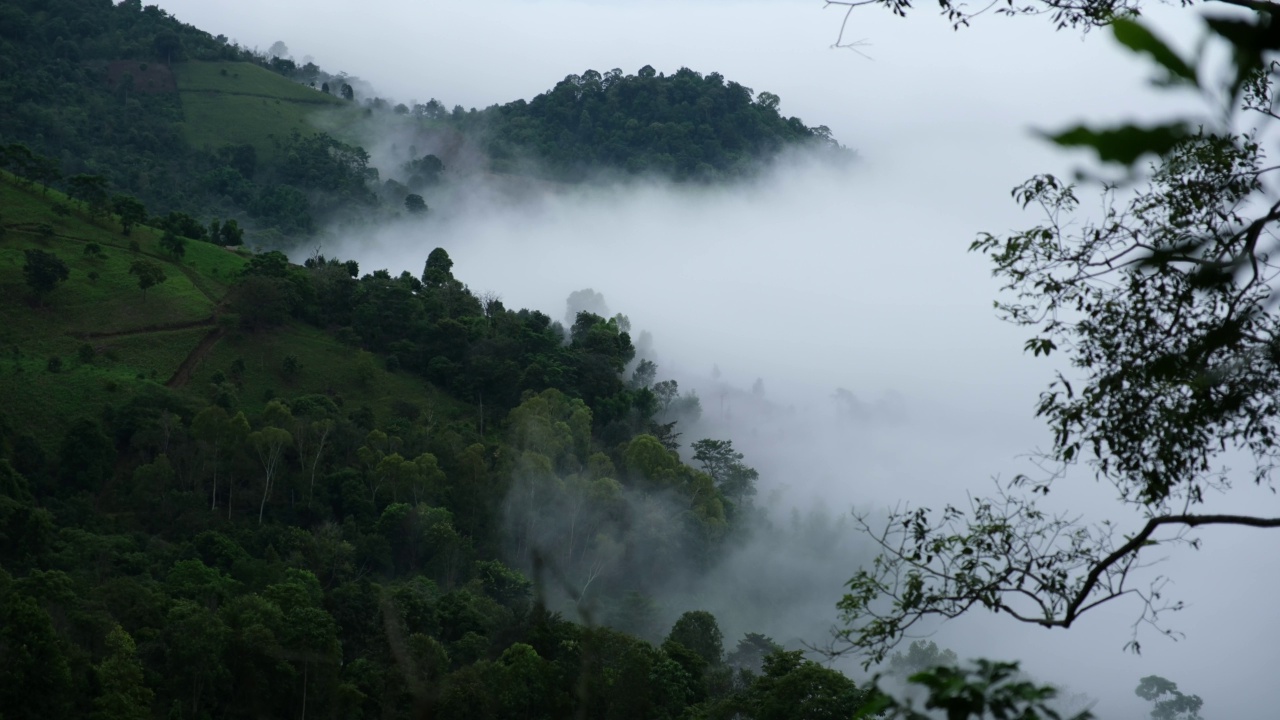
[175,61,351,160]
[0,180,227,340]
[0,174,456,447]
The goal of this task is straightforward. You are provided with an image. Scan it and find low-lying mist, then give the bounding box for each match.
[302,149,1276,717]
[304,149,1043,638]
[316,147,1054,501]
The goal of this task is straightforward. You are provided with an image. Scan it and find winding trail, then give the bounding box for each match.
[74,316,216,340]
[181,89,338,105]
[166,326,226,389]
[8,215,234,390]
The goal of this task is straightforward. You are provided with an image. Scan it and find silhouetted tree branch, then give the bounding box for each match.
[835,488,1280,665]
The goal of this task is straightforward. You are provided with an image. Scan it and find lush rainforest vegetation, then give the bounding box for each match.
[0,3,870,719]
[3,0,1254,717]
[0,162,878,720]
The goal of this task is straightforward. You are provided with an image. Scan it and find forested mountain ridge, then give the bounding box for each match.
[0,0,846,247]
[469,65,844,181]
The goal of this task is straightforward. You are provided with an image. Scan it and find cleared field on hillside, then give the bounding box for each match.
[177,61,341,101]
[0,183,228,340]
[1,174,459,447]
[175,61,351,159]
[1,176,235,444]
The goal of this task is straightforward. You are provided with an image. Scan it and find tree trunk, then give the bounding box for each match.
[191,676,202,719]
[259,470,273,525]
[308,427,329,505]
[210,440,219,511]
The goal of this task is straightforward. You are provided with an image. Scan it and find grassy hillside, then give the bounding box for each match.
[175,61,352,160]
[0,178,230,339]
[0,174,455,447]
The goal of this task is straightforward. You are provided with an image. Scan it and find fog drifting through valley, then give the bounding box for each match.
[154,0,1280,715]
[317,154,1277,718]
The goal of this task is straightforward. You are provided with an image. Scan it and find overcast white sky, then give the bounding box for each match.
[157,1,1277,715]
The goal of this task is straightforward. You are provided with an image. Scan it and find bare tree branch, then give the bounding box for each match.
[835,493,1280,665]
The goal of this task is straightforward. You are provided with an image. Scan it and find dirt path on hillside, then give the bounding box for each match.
[183,89,337,105]
[166,326,226,389]
[11,210,236,390]
[75,316,217,339]
[175,264,222,305]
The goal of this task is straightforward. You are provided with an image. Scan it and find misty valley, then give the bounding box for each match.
[0,1,1272,719]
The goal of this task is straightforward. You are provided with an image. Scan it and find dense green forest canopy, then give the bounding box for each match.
[0,153,878,718]
[473,65,843,181]
[1,0,1223,716]
[0,3,1102,720]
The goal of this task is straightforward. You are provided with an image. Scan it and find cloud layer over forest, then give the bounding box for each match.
[152,0,1280,715]
[313,152,1275,716]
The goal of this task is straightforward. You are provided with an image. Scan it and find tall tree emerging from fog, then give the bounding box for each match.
[691,439,758,510]
[404,193,427,214]
[1136,675,1204,720]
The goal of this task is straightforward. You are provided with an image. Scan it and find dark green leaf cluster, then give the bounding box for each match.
[974,128,1279,510]
[275,131,378,204]
[0,236,786,719]
[21,249,70,301]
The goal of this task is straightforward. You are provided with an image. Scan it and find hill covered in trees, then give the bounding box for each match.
[0,152,869,720]
[0,3,883,719]
[0,0,846,248]
[468,66,842,181]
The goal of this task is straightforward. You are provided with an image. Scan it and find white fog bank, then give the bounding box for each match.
[313,152,1277,718]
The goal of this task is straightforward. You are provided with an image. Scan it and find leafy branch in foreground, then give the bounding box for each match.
[835,11,1280,664]
[975,131,1280,509]
[823,0,1137,40]
[834,490,1280,664]
[857,659,1094,720]
[825,0,1280,36]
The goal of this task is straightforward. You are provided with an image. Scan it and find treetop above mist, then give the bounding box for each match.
[467,65,847,182]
